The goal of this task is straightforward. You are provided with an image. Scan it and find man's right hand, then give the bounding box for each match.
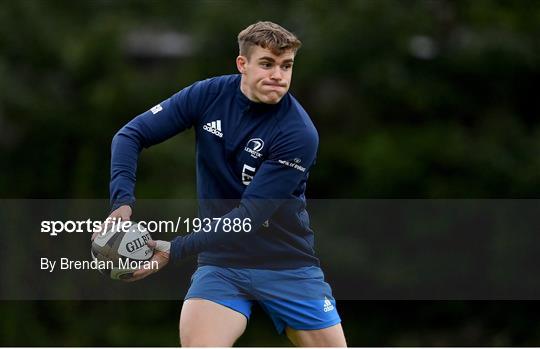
[91,205,133,241]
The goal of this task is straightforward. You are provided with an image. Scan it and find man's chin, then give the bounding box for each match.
[260,93,284,104]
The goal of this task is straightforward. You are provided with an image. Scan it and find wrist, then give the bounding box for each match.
[110,198,135,213]
[169,236,184,263]
[155,240,171,253]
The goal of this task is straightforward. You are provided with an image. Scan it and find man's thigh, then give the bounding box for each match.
[254,266,342,335]
[179,298,248,347]
[286,323,347,347]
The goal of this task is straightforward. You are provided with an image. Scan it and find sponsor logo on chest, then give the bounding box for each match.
[244,138,264,158]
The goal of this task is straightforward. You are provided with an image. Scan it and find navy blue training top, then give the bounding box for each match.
[110,74,320,269]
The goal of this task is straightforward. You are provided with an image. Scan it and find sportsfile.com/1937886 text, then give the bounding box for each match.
[40,217,252,236]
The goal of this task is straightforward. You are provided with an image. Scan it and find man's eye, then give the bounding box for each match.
[261,63,272,68]
[282,64,292,70]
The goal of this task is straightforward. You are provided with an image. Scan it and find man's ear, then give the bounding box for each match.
[236,55,247,74]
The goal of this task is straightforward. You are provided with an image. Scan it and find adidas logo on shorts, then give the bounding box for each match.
[323,297,335,312]
[203,120,223,138]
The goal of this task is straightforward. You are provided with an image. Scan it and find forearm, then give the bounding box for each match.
[109,125,144,210]
[169,198,282,262]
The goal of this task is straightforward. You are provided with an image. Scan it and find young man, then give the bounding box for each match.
[106,21,346,347]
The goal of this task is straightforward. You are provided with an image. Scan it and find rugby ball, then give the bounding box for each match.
[91,221,154,280]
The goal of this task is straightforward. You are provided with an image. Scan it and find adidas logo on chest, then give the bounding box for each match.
[203,120,223,138]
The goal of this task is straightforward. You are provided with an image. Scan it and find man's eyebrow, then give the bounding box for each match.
[258,56,294,63]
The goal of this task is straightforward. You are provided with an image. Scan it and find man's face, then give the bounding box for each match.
[237,46,295,104]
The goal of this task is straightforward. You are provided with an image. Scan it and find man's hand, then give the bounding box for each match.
[125,240,170,282]
[91,205,133,241]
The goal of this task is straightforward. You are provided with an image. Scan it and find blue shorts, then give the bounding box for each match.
[185,265,341,334]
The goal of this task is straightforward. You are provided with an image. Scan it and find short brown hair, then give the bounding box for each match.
[238,21,302,58]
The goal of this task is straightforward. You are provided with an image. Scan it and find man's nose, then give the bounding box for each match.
[270,66,282,80]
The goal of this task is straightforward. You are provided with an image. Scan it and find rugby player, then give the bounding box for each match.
[104,21,346,347]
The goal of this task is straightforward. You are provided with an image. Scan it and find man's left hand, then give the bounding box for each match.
[124,240,170,282]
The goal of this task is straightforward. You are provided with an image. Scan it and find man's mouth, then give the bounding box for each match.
[263,83,285,88]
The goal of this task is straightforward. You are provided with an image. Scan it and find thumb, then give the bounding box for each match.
[146,240,157,249]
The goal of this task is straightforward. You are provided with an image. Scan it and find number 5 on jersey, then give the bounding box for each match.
[242,164,256,185]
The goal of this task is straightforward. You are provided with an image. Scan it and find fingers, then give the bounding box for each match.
[116,205,133,221]
[121,252,169,282]
[119,213,131,221]
[147,239,171,253]
[92,205,133,241]
[127,268,153,282]
[90,218,113,241]
[119,238,170,283]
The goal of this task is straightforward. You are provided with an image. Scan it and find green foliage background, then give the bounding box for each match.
[1,0,540,346]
